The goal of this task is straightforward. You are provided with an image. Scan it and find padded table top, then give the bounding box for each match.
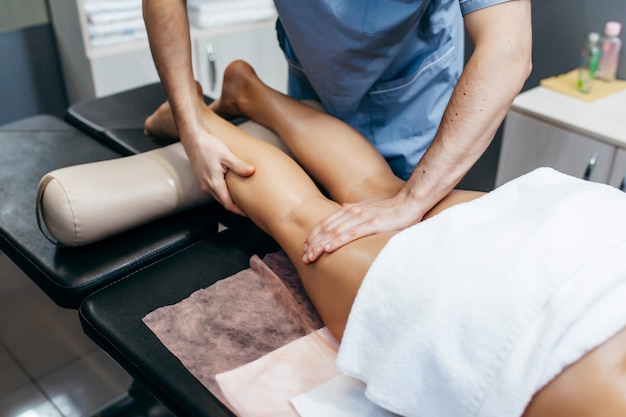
[80,222,279,417]
[65,82,247,155]
[0,115,221,308]
[65,83,176,155]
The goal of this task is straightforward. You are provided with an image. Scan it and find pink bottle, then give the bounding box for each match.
[597,21,622,81]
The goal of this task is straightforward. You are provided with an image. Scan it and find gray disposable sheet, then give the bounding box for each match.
[142,251,323,407]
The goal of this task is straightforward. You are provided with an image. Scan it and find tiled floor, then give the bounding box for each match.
[0,250,151,417]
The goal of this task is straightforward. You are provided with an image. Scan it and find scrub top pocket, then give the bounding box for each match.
[367,38,458,145]
[365,38,459,178]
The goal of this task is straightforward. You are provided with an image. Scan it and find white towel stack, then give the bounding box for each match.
[187,0,277,29]
[82,0,276,47]
[82,0,146,47]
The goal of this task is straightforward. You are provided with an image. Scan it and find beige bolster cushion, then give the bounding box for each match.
[37,120,289,247]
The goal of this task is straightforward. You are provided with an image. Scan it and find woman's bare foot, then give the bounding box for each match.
[144,61,263,138]
[209,60,261,120]
[143,81,204,139]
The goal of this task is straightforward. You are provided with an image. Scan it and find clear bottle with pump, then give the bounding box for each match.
[577,32,601,93]
[597,21,622,82]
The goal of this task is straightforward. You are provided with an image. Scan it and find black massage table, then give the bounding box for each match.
[80,225,278,417]
[0,84,278,416]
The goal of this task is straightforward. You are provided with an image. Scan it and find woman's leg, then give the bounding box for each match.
[197,106,398,339]
[189,107,483,340]
[146,61,404,204]
[210,60,405,204]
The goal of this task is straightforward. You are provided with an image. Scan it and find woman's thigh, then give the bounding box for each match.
[287,189,485,341]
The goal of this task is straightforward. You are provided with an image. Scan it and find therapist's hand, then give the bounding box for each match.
[301,193,421,263]
[184,128,255,216]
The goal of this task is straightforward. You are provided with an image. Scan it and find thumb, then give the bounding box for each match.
[228,157,256,177]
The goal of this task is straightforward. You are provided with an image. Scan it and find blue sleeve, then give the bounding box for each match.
[458,0,512,16]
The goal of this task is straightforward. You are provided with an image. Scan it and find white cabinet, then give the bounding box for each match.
[608,149,626,191]
[49,0,287,104]
[497,111,615,185]
[191,22,287,98]
[49,0,156,103]
[88,47,161,99]
[496,86,626,191]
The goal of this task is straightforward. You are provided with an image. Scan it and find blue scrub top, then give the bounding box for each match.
[274,0,511,180]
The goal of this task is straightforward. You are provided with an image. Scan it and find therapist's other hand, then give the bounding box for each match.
[301,195,419,264]
[185,130,255,216]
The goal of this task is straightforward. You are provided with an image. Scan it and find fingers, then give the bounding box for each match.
[218,153,255,215]
[300,197,419,264]
[302,203,381,264]
[211,176,246,216]
[209,155,255,216]
[226,156,256,178]
[189,133,255,215]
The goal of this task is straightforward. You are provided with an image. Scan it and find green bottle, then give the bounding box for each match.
[578,32,601,93]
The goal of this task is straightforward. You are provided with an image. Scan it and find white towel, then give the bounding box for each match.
[335,168,626,417]
[188,8,276,29]
[89,30,147,47]
[87,18,145,38]
[82,0,142,14]
[187,0,274,14]
[87,8,143,24]
[291,374,399,417]
[187,0,276,29]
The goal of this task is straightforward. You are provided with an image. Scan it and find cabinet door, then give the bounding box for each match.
[608,148,626,192]
[192,23,287,98]
[91,48,161,98]
[496,111,615,187]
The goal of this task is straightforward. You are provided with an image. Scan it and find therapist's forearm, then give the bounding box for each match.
[143,0,255,212]
[142,0,203,140]
[399,1,532,220]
